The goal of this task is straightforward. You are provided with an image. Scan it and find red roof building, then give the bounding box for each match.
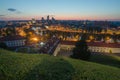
[53,41,120,56]
[60,41,120,48]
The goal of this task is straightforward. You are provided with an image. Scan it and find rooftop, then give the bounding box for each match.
[60,41,120,48]
[0,35,26,42]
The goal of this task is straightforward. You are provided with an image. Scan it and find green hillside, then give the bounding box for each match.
[0,49,120,80]
[90,53,120,68]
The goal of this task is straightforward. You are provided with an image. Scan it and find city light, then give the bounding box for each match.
[106,36,110,40]
[89,35,94,40]
[32,37,38,42]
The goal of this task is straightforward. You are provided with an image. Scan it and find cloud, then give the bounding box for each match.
[7,8,22,14]
[8,8,16,12]
[0,15,5,16]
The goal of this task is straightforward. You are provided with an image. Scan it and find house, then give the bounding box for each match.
[53,41,120,56]
[0,35,26,48]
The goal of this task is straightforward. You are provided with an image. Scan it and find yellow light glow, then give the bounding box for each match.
[89,35,94,40]
[32,37,38,41]
[19,31,26,37]
[106,36,110,40]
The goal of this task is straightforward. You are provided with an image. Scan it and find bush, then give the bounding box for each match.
[0,42,8,49]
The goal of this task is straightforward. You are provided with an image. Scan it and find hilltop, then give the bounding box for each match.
[0,49,120,80]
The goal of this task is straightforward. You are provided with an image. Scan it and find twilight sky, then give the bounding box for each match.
[0,0,120,21]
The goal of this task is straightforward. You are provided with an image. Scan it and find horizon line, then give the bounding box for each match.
[0,19,120,22]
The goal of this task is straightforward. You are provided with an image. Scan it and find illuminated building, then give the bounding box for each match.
[54,41,120,56]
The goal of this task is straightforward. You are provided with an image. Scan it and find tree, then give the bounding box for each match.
[71,39,91,60]
[109,49,112,54]
[0,42,8,49]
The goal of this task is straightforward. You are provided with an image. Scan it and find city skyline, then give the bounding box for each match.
[0,0,120,21]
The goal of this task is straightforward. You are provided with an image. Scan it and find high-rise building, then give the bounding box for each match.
[47,15,50,21]
[52,17,56,23]
[52,17,55,21]
[41,17,45,23]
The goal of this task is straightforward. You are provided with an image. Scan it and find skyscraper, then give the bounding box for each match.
[41,17,45,23]
[47,15,50,21]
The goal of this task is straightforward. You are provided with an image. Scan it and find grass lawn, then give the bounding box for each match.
[0,49,120,80]
[90,53,120,68]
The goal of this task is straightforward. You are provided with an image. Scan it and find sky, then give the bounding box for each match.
[0,0,120,21]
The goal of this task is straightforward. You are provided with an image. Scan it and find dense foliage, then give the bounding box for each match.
[71,40,91,60]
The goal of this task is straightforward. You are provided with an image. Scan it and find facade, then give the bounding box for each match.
[0,35,26,48]
[54,41,120,56]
